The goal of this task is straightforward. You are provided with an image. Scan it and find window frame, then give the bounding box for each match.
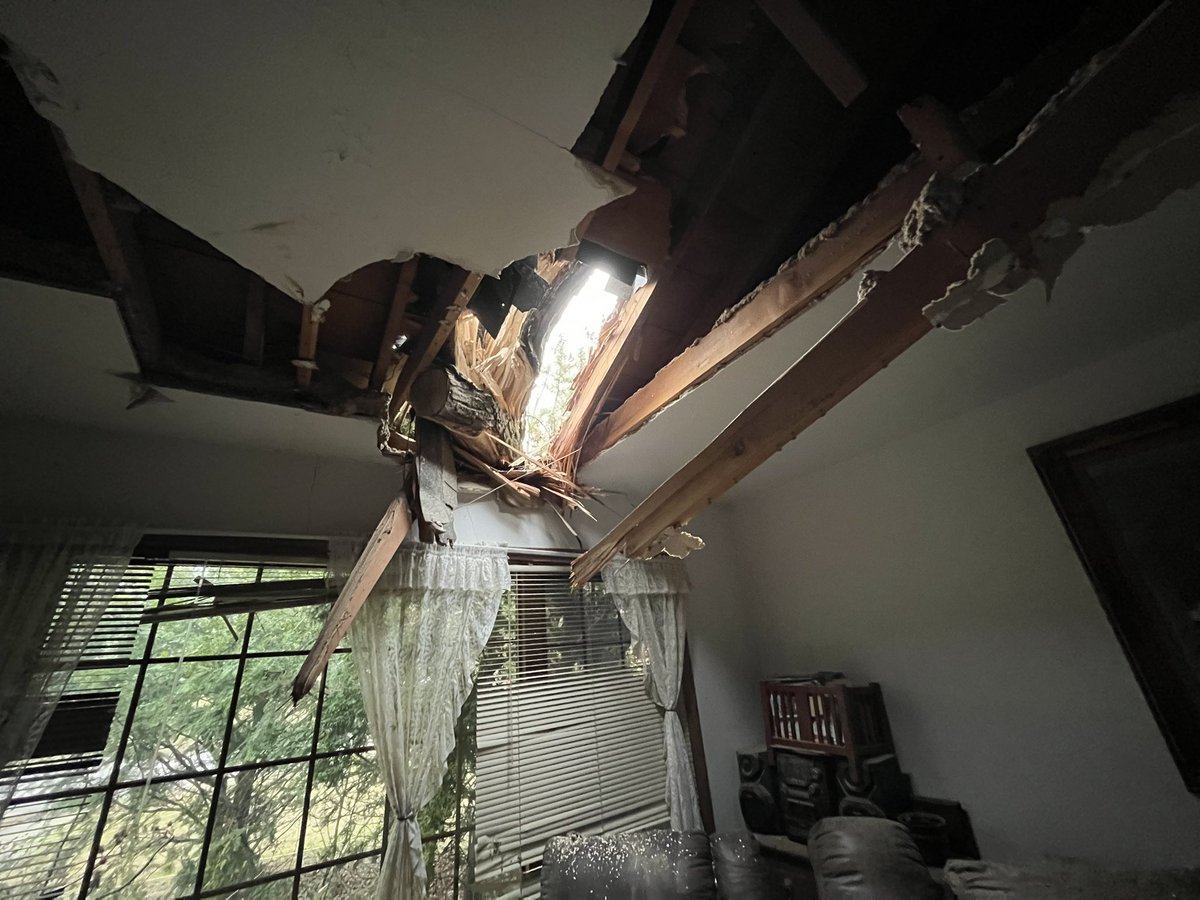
[1029,393,1200,794]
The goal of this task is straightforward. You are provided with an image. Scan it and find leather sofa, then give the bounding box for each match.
[807,816,1200,900]
[541,829,777,899]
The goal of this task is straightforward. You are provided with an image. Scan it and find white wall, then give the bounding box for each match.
[722,318,1200,866]
[0,416,579,547]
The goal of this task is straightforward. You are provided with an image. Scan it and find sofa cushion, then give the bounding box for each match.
[710,830,776,900]
[944,859,1200,900]
[541,830,717,899]
[808,817,946,900]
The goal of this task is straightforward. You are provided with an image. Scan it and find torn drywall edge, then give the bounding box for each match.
[0,0,647,301]
[918,91,1200,330]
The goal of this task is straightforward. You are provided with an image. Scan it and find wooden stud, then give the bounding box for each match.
[755,0,869,107]
[242,275,266,365]
[602,0,697,172]
[369,257,420,392]
[572,0,1200,587]
[56,140,162,369]
[292,493,413,702]
[294,302,323,387]
[388,268,484,420]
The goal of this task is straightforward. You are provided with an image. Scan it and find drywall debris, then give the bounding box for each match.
[0,0,646,300]
[897,164,980,254]
[639,526,705,560]
[922,238,1037,330]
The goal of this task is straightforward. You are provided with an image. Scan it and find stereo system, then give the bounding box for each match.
[738,674,915,842]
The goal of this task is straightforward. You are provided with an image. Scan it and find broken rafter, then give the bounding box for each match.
[572,0,1200,587]
[56,139,162,369]
[754,0,868,107]
[550,280,656,479]
[576,2,1169,466]
[369,257,420,392]
[292,493,412,702]
[387,267,484,420]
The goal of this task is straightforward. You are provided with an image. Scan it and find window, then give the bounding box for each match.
[0,542,671,899]
[470,556,670,897]
[1030,394,1200,793]
[0,538,466,899]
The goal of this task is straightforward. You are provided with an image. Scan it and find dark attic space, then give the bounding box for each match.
[1,0,1200,898]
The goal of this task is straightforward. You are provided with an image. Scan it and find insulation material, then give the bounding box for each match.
[0,0,646,301]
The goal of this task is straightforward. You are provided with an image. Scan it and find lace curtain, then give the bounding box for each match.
[602,556,703,832]
[332,540,510,899]
[0,523,141,819]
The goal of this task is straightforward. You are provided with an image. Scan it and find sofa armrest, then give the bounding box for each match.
[807,817,946,900]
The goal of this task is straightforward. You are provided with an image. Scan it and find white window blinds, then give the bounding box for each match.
[471,560,669,897]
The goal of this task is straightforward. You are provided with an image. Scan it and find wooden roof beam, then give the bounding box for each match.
[602,0,697,173]
[56,139,162,369]
[571,0,1200,587]
[754,0,868,107]
[369,257,420,392]
[577,1,1169,466]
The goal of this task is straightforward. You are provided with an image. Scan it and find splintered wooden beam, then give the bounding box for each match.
[572,0,1199,587]
[388,267,483,419]
[577,0,1170,466]
[755,0,868,106]
[292,494,412,701]
[579,162,930,464]
[550,280,656,478]
[56,141,162,369]
[369,257,420,392]
[603,0,697,172]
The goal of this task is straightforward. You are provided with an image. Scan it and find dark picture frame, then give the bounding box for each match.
[1029,394,1200,794]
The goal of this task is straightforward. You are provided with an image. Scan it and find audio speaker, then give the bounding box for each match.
[836,754,913,819]
[776,750,838,842]
[737,747,783,835]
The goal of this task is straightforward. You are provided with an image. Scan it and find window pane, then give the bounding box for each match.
[203,762,307,891]
[122,659,238,779]
[317,655,371,754]
[298,856,381,898]
[249,604,327,654]
[423,835,459,900]
[227,656,319,765]
[215,875,295,898]
[303,752,385,865]
[151,614,247,660]
[95,776,215,898]
[0,794,100,898]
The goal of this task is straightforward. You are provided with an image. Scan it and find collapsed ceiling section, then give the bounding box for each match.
[0,0,646,298]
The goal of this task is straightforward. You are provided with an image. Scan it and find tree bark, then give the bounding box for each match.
[410,365,520,451]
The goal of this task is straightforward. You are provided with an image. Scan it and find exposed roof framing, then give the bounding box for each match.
[572,0,1200,586]
[754,0,868,106]
[574,0,1167,465]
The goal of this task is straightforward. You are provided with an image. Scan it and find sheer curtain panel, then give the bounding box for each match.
[602,556,703,832]
[0,523,141,818]
[334,540,509,899]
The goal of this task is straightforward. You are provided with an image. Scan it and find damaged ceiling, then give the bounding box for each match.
[0,0,645,299]
[1,0,1196,562]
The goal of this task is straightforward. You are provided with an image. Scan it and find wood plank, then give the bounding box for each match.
[580,160,932,463]
[242,274,266,365]
[754,0,868,106]
[295,303,322,387]
[549,280,657,478]
[56,144,162,368]
[369,257,420,391]
[572,0,1199,587]
[414,419,458,545]
[578,0,1168,465]
[292,493,412,701]
[602,0,697,172]
[387,268,483,419]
